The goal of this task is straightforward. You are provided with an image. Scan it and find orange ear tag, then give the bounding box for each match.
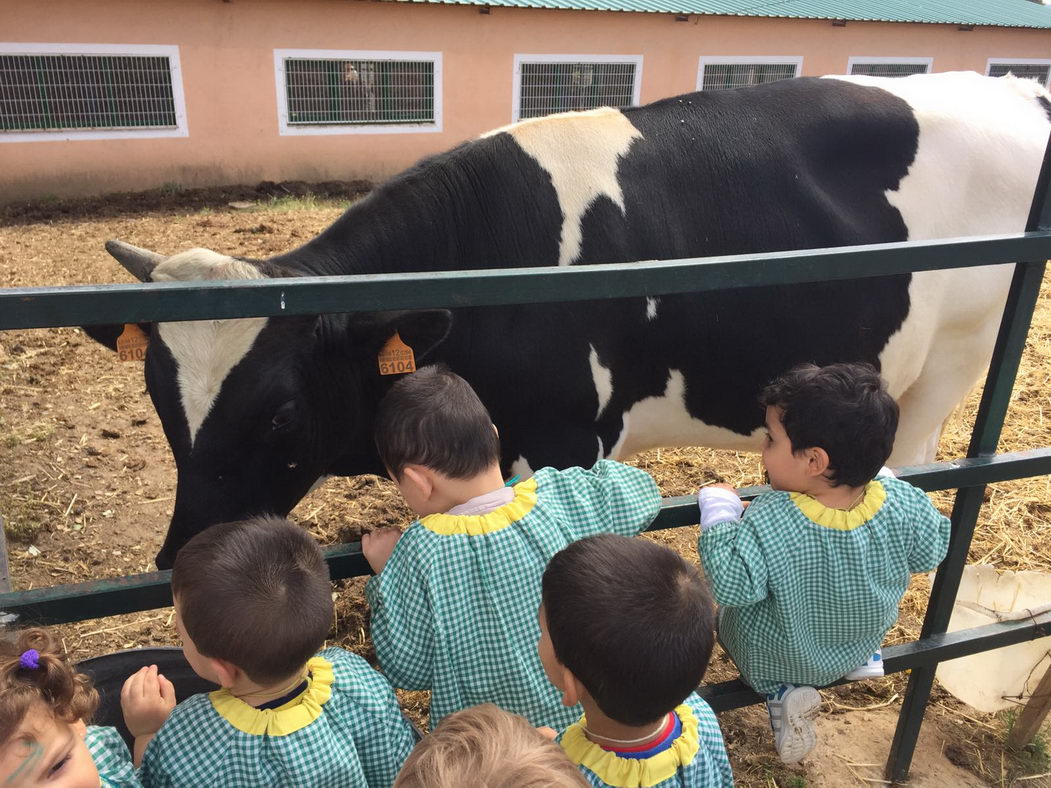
[116,324,149,363]
[378,332,417,376]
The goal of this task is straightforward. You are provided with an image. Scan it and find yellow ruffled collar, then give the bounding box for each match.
[790,479,886,531]
[560,703,700,788]
[209,655,333,736]
[421,477,538,536]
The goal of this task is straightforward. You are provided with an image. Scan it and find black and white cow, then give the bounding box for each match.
[85,72,1051,568]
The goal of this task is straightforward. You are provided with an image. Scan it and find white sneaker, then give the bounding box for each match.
[843,649,885,680]
[766,684,822,764]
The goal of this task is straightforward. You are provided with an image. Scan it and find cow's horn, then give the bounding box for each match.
[105,239,165,282]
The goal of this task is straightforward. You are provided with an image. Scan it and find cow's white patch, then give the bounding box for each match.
[509,455,534,481]
[617,370,764,458]
[486,108,642,266]
[605,412,631,461]
[152,249,268,445]
[646,297,659,321]
[827,72,1049,464]
[589,345,613,419]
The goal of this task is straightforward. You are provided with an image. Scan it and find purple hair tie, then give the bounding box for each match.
[18,650,40,671]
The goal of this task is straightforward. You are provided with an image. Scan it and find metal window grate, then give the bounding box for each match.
[850,62,929,78]
[518,62,636,120]
[701,63,797,90]
[989,63,1050,85]
[0,53,176,133]
[285,58,435,126]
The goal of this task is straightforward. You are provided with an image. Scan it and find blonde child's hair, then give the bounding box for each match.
[0,628,98,744]
[394,703,588,788]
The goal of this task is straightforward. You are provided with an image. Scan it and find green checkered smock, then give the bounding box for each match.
[139,647,416,788]
[366,460,661,730]
[699,476,950,695]
[558,693,734,787]
[86,726,141,788]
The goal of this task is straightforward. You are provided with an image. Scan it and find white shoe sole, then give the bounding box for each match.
[775,686,822,764]
[843,665,885,680]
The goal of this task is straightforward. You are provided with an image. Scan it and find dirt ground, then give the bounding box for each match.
[1,185,1049,786]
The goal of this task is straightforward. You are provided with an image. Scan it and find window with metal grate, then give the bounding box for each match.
[849,61,930,78]
[283,57,435,126]
[0,52,177,132]
[700,62,799,91]
[987,62,1051,87]
[516,59,639,121]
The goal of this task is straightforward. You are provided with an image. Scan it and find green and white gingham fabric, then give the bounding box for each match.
[86,726,141,788]
[699,476,950,695]
[366,460,661,730]
[561,693,734,788]
[139,647,416,788]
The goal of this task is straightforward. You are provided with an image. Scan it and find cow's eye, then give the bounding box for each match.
[272,400,297,431]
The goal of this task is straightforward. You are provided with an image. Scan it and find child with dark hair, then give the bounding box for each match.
[539,534,733,788]
[122,516,417,787]
[0,627,139,787]
[363,366,661,732]
[697,362,950,764]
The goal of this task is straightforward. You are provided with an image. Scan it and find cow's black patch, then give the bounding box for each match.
[134,77,940,562]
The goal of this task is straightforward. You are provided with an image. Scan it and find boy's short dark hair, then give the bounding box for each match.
[542,534,715,726]
[760,362,899,488]
[171,516,332,684]
[375,365,501,480]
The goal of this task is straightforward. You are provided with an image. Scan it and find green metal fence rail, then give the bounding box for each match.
[2,136,1051,781]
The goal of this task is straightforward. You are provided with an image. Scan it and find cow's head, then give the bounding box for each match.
[84,241,451,569]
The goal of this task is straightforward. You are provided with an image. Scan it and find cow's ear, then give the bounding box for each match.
[349,310,452,362]
[80,323,152,352]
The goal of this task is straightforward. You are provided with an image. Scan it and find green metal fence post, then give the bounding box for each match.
[885,129,1051,782]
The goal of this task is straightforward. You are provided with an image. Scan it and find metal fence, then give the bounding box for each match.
[518,61,637,119]
[283,57,436,126]
[0,53,177,132]
[700,62,798,91]
[2,143,1051,780]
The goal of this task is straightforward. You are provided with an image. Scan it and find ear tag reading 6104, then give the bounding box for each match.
[116,324,149,363]
[378,332,417,375]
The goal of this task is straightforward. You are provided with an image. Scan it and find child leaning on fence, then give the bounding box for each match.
[539,534,734,788]
[121,516,417,788]
[362,365,662,732]
[696,362,951,765]
[0,627,140,788]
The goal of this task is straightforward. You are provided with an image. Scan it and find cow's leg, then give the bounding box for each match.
[506,423,609,478]
[890,353,989,467]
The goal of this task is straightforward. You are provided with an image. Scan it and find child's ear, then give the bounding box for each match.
[558,667,587,708]
[210,658,240,689]
[804,446,831,478]
[402,465,435,501]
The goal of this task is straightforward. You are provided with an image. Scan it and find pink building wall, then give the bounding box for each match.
[4,0,1051,200]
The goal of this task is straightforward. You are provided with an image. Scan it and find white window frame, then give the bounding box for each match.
[512,54,644,123]
[0,42,188,143]
[696,56,803,91]
[846,56,933,76]
[274,49,443,136]
[986,58,1051,87]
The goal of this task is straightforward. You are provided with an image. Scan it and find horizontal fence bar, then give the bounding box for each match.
[700,611,1051,713]
[4,448,1049,627]
[3,231,1051,329]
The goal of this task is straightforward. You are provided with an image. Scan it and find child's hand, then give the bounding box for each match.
[362,527,403,574]
[536,726,558,740]
[697,484,745,532]
[707,482,738,494]
[121,665,176,738]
